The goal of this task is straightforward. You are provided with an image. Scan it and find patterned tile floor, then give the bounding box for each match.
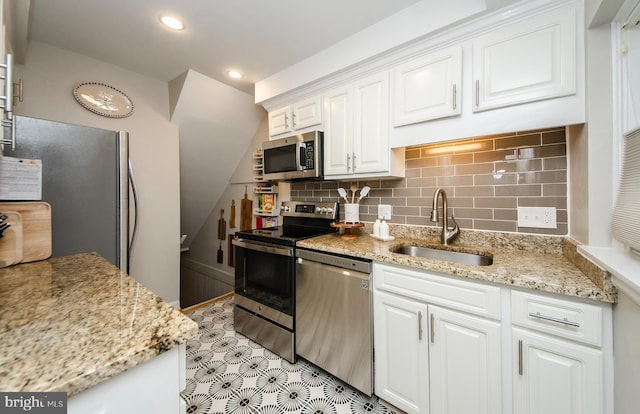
[181,296,397,414]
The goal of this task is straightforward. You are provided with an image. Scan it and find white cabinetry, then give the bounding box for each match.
[268,96,322,138]
[373,264,612,414]
[511,290,605,414]
[323,72,404,179]
[429,305,502,414]
[373,263,502,414]
[374,289,429,413]
[393,45,462,126]
[68,345,186,414]
[472,6,577,112]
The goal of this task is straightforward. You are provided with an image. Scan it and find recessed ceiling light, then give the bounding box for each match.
[160,15,185,31]
[227,71,243,79]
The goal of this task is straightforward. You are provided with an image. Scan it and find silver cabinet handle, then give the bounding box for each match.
[284,113,289,129]
[518,340,523,375]
[352,153,356,172]
[346,153,351,171]
[475,80,480,107]
[430,313,435,343]
[528,311,580,327]
[418,311,423,341]
[452,84,457,110]
[292,112,297,128]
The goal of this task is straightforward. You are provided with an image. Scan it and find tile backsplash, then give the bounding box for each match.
[291,128,567,235]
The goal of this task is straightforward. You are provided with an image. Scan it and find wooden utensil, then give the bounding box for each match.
[230,200,236,228]
[240,186,253,231]
[217,242,223,263]
[0,211,23,268]
[0,202,52,263]
[218,209,226,240]
[350,184,359,203]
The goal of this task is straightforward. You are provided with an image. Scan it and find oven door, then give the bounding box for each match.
[232,238,295,329]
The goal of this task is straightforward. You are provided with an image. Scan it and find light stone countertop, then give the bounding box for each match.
[0,252,199,397]
[297,227,617,304]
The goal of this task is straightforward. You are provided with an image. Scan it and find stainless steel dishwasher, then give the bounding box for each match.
[295,248,373,395]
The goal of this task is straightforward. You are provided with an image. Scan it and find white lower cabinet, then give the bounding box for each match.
[374,289,429,413]
[373,264,502,414]
[513,327,603,414]
[373,264,612,414]
[429,305,502,414]
[511,290,607,414]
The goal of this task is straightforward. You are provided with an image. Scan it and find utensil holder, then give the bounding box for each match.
[344,203,360,223]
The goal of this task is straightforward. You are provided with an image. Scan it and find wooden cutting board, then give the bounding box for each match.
[0,202,52,263]
[0,211,24,268]
[240,187,253,231]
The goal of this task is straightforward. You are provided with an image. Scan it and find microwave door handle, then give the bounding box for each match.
[297,142,306,171]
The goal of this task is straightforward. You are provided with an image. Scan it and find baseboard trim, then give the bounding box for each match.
[181,292,234,314]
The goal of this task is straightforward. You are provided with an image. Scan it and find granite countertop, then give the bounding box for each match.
[0,252,199,397]
[297,226,617,304]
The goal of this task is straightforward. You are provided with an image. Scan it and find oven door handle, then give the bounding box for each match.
[232,238,294,257]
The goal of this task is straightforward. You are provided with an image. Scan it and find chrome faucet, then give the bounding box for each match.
[430,188,460,245]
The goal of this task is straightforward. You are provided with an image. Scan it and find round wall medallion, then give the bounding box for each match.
[73,82,134,118]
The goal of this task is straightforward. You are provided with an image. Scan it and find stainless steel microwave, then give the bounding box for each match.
[262,131,323,181]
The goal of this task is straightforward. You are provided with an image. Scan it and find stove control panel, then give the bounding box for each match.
[280,201,338,220]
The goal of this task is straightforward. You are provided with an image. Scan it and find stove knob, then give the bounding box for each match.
[325,208,334,215]
[282,205,290,212]
[316,206,323,213]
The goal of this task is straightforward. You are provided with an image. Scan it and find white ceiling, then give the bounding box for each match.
[28,0,423,95]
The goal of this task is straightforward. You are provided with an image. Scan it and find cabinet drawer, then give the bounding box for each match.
[511,290,602,347]
[373,263,501,320]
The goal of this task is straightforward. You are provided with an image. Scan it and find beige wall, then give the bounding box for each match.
[14,41,181,303]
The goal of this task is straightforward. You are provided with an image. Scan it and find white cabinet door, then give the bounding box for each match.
[268,106,292,137]
[323,85,352,176]
[292,96,322,130]
[353,72,389,174]
[428,305,502,414]
[513,327,603,414]
[393,45,462,126]
[472,6,576,112]
[374,290,429,414]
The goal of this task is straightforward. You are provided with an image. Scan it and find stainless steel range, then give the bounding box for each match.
[232,200,338,362]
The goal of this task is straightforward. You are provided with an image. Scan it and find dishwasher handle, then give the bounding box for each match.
[296,248,371,273]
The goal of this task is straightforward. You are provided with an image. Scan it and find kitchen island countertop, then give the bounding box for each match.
[297,229,616,304]
[0,252,198,397]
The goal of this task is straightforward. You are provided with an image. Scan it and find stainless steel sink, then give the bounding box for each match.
[392,245,493,266]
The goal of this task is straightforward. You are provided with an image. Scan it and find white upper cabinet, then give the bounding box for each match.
[268,95,322,138]
[472,7,577,112]
[353,72,390,174]
[323,85,352,176]
[323,72,404,179]
[393,45,462,126]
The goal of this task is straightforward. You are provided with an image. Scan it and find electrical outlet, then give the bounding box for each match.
[378,204,392,220]
[517,207,557,229]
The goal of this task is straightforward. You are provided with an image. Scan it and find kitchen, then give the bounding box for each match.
[1,0,639,413]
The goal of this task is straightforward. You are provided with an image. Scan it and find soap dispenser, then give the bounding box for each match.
[373,219,381,236]
[379,219,389,239]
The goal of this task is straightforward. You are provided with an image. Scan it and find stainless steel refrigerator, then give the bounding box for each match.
[1,115,134,271]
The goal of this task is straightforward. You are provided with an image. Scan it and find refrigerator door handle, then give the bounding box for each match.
[128,157,139,272]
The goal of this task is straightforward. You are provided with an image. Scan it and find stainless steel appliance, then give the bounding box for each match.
[261,131,323,181]
[232,200,337,362]
[295,248,373,395]
[0,115,135,271]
